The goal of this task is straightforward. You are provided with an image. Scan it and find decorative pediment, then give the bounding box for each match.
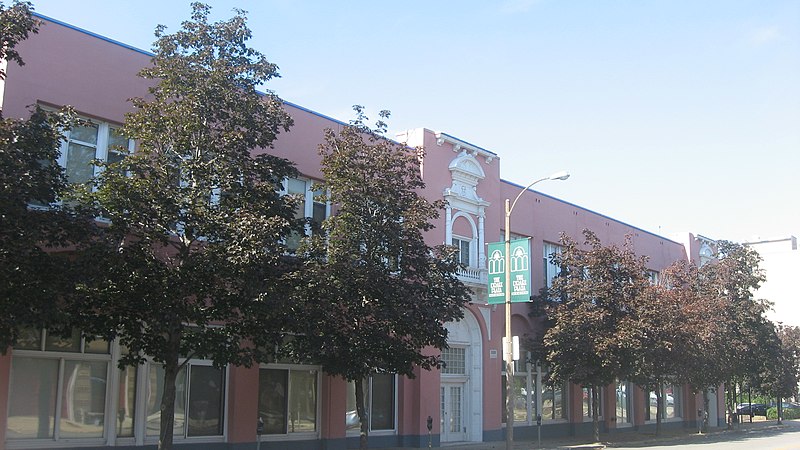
[445,150,489,206]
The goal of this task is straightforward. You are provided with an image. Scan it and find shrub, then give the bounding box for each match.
[766,407,800,420]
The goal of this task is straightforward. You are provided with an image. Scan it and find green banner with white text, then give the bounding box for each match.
[487,238,531,304]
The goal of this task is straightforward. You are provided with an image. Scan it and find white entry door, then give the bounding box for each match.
[440,382,467,442]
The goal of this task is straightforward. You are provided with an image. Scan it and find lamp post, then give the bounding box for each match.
[504,170,569,450]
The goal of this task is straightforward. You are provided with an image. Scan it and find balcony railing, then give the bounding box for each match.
[457,266,487,285]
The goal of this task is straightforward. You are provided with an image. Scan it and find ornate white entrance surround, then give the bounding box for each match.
[444,310,484,443]
[438,132,493,283]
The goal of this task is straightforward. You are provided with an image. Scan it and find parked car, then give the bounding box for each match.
[736,403,767,416]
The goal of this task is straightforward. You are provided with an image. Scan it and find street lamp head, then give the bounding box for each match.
[547,170,570,181]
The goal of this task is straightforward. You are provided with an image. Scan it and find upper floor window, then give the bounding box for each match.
[283,177,328,249]
[59,119,133,185]
[452,237,472,267]
[647,270,659,286]
[543,242,563,288]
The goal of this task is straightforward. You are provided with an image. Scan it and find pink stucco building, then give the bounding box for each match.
[0,14,724,450]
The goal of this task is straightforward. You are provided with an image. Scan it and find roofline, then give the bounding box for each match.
[33,12,154,57]
[32,13,382,140]
[500,178,682,245]
[280,99,349,128]
[435,132,498,157]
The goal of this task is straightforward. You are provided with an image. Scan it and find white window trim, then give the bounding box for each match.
[452,234,475,268]
[57,117,134,186]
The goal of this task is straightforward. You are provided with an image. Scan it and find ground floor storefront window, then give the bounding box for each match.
[615,381,633,425]
[7,329,226,446]
[258,365,319,435]
[646,384,682,421]
[345,373,396,432]
[502,361,567,425]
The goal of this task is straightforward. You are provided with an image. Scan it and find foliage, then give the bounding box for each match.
[70,4,296,449]
[767,406,800,420]
[543,229,648,441]
[286,106,471,449]
[698,241,768,413]
[758,325,800,401]
[0,105,86,350]
[0,1,38,79]
[626,260,702,434]
[0,2,88,350]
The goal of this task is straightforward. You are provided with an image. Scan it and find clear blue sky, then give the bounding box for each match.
[28,0,800,243]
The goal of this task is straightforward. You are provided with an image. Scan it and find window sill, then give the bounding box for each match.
[258,432,320,441]
[7,438,106,449]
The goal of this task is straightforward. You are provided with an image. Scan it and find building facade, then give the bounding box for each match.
[0,15,724,450]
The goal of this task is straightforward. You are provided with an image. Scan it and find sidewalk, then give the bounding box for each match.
[382,420,791,450]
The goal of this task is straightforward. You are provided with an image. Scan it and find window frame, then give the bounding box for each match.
[543,241,563,289]
[281,176,330,250]
[451,235,473,268]
[7,331,229,448]
[257,362,322,439]
[345,373,398,435]
[8,330,113,445]
[57,116,134,187]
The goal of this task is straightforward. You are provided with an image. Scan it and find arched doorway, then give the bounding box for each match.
[441,310,483,443]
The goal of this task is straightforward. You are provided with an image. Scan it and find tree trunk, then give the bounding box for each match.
[777,396,782,425]
[159,332,181,450]
[355,378,369,450]
[702,390,710,432]
[655,386,662,436]
[591,385,600,442]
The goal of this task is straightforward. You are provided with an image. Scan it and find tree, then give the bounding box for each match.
[754,324,800,424]
[285,107,471,449]
[700,241,767,417]
[0,106,83,349]
[543,230,648,442]
[0,1,87,350]
[71,4,297,449]
[626,260,703,434]
[0,1,38,80]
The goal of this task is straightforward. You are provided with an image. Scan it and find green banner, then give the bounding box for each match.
[487,238,532,304]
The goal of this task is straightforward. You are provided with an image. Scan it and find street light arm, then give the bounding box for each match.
[508,176,549,217]
[507,171,570,216]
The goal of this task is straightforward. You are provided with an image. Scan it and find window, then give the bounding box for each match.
[59,119,132,185]
[345,374,396,432]
[145,362,225,438]
[8,329,110,441]
[615,380,633,425]
[284,177,328,249]
[8,329,226,444]
[452,237,472,267]
[258,365,319,434]
[582,387,603,419]
[543,242,563,288]
[441,347,466,375]
[646,384,681,421]
[540,373,567,421]
[647,270,659,285]
[502,362,567,425]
